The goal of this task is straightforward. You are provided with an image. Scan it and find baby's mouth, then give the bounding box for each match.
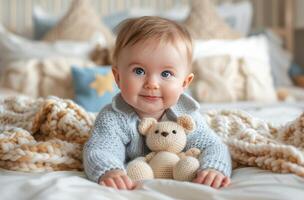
[139,95,162,101]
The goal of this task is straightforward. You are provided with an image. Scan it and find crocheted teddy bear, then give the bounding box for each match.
[127,115,201,182]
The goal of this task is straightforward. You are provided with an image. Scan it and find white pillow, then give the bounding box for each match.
[192,35,277,102]
[194,35,270,62]
[0,24,106,70]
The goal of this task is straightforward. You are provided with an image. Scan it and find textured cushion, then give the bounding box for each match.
[42,0,114,46]
[191,55,240,102]
[1,57,94,98]
[191,35,277,102]
[71,66,119,112]
[182,0,241,40]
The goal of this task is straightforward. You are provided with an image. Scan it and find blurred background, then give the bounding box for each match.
[0,0,303,63]
[0,0,303,112]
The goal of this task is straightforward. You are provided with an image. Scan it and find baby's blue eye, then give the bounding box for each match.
[133,67,145,76]
[161,70,172,78]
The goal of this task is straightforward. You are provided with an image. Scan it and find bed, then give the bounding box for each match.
[0,0,304,200]
[1,167,304,200]
[0,101,303,200]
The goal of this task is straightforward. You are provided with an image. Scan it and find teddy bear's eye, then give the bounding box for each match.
[172,130,177,134]
[155,130,159,134]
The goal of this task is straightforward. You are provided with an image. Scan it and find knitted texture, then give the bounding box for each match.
[0,96,94,172]
[173,156,200,181]
[84,94,232,182]
[0,96,304,179]
[191,55,240,102]
[1,58,94,99]
[204,110,304,176]
[127,115,200,182]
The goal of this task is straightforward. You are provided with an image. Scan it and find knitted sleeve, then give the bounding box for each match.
[185,111,232,177]
[83,106,129,183]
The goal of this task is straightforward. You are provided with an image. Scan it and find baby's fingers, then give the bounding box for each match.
[113,176,127,190]
[203,173,217,186]
[102,178,118,189]
[221,177,231,188]
[192,170,208,184]
[121,175,135,190]
[211,175,223,189]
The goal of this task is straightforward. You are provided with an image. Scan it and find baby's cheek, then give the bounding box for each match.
[162,87,183,105]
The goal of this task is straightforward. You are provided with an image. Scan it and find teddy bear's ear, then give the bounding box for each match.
[138,118,157,135]
[177,115,196,134]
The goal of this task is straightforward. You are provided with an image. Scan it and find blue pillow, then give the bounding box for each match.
[102,10,130,31]
[289,62,304,77]
[71,66,119,112]
[32,6,60,40]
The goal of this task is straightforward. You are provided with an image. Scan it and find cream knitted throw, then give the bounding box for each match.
[0,96,95,172]
[0,96,303,177]
[204,110,304,177]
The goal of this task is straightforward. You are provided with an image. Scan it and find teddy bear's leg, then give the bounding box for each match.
[127,159,154,181]
[173,156,200,181]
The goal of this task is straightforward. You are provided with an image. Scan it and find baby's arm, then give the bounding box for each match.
[185,112,232,188]
[83,109,133,189]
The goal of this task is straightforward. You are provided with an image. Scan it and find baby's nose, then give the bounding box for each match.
[144,76,159,90]
[161,132,169,137]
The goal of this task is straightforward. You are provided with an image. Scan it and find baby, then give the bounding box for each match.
[83,16,232,190]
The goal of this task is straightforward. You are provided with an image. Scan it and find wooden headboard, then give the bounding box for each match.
[269,0,295,54]
[262,0,295,54]
[0,0,295,54]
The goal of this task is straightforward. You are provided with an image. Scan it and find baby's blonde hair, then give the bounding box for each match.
[112,16,193,67]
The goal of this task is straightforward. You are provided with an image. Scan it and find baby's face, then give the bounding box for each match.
[113,39,193,119]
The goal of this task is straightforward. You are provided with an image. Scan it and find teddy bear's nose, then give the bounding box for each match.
[161,132,169,137]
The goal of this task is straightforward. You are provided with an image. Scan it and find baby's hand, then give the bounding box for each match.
[99,169,135,190]
[192,169,231,189]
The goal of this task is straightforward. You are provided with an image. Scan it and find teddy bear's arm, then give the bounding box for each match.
[178,152,187,159]
[185,148,201,158]
[145,152,156,162]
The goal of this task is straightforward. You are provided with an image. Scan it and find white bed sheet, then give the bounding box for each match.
[0,167,303,200]
[0,100,303,200]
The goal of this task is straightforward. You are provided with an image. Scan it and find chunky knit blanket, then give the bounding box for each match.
[0,96,304,177]
[0,96,95,172]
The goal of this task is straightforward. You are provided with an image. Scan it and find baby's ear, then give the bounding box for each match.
[177,115,196,134]
[112,66,120,88]
[138,118,157,135]
[182,73,194,89]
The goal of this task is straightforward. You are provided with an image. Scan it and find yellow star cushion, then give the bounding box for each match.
[90,72,115,96]
[71,66,119,112]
